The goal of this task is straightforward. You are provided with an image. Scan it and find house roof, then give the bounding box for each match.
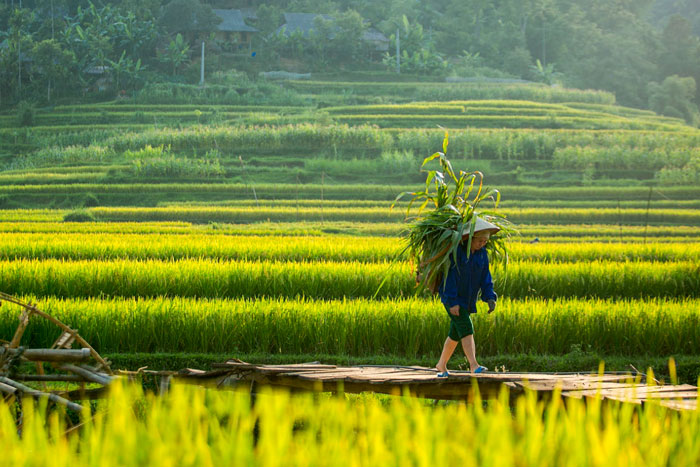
[213,9,258,33]
[277,13,333,37]
[363,28,389,44]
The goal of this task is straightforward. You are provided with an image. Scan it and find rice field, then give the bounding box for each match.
[0,233,698,262]
[0,257,697,300]
[2,79,700,463]
[0,220,698,242]
[3,296,698,356]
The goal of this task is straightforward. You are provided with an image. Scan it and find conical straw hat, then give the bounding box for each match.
[462,216,500,239]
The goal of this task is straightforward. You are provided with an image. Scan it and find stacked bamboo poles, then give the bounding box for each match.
[0,292,114,413]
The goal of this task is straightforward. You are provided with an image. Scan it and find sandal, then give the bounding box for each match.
[436,371,449,378]
[473,366,488,374]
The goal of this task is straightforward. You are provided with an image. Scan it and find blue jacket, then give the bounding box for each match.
[438,245,497,313]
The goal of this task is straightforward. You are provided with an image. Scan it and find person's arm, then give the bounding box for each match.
[439,258,460,309]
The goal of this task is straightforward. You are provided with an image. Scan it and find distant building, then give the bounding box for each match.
[84,65,112,92]
[363,28,390,52]
[276,13,389,51]
[212,9,258,48]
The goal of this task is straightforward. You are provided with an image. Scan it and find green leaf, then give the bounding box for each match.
[425,170,436,192]
[422,152,442,167]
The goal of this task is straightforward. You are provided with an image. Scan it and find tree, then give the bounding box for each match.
[310,10,368,66]
[648,75,699,126]
[159,33,190,76]
[31,39,76,102]
[553,3,657,108]
[659,15,700,78]
[6,8,35,102]
[382,15,448,75]
[529,59,562,85]
[107,50,145,92]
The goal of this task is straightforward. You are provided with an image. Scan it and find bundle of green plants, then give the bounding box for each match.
[390,131,515,293]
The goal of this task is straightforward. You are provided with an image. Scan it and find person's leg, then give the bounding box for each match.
[454,312,482,372]
[460,334,481,372]
[436,337,459,373]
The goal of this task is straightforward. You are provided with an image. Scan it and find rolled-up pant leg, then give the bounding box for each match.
[446,305,474,340]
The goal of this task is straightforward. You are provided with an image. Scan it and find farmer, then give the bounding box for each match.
[435,217,499,377]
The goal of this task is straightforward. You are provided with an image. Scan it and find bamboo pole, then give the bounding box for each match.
[0,347,92,362]
[57,364,112,385]
[9,308,32,348]
[0,376,84,412]
[0,292,112,374]
[13,374,86,382]
[0,381,17,395]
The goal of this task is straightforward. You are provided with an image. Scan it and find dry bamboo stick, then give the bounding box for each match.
[0,293,112,375]
[0,381,17,395]
[9,308,32,348]
[57,364,112,386]
[0,347,92,362]
[0,376,84,412]
[13,374,86,382]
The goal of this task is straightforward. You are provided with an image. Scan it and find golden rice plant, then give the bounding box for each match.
[1,382,698,466]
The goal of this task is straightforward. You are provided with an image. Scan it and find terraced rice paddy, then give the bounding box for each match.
[5,295,699,356]
[1,80,699,463]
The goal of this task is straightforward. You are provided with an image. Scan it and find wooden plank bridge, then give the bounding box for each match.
[129,360,699,412]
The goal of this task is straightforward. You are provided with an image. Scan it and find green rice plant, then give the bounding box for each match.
[0,221,198,234]
[1,183,697,203]
[553,145,699,171]
[4,145,115,170]
[0,217,698,242]
[131,156,225,178]
[0,209,65,222]
[2,296,698,356]
[7,126,700,164]
[0,172,106,185]
[161,198,700,209]
[83,205,700,226]
[53,104,305,113]
[2,382,698,466]
[0,258,696,299]
[334,114,684,131]
[105,124,394,155]
[0,233,696,263]
[286,80,618,104]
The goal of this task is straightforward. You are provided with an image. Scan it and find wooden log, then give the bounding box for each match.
[0,347,92,362]
[13,374,86,382]
[57,364,112,385]
[0,376,84,412]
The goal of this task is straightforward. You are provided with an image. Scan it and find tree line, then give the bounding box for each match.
[1,0,699,124]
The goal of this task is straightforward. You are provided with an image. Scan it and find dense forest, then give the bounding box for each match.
[1,0,699,123]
